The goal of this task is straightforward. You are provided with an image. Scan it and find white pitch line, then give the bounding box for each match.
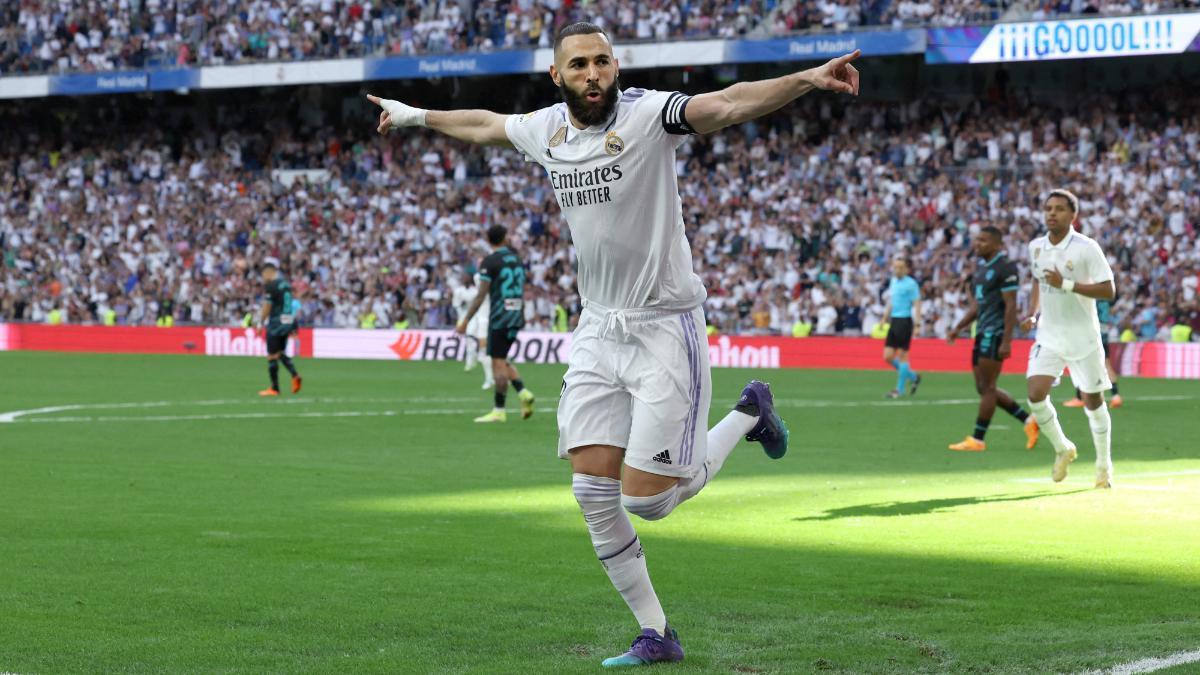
[1012,469,1200,484]
[16,408,560,424]
[1082,648,1200,674]
[772,395,1194,409]
[0,396,499,423]
[1,394,1193,424]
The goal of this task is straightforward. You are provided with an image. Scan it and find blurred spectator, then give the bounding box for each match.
[4,0,1195,77]
[1,87,1198,341]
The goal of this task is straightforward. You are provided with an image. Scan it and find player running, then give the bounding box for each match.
[882,257,922,398]
[1064,297,1122,409]
[258,258,301,396]
[455,225,535,423]
[1021,190,1116,488]
[945,226,1038,452]
[451,269,495,390]
[370,21,856,667]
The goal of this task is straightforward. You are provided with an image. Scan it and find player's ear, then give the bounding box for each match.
[549,64,561,88]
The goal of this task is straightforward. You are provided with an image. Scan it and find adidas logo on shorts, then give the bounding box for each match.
[652,450,672,464]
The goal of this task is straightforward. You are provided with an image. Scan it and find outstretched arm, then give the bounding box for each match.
[683,50,861,135]
[367,94,513,147]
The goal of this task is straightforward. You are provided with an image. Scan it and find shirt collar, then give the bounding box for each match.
[1047,230,1075,250]
[562,95,620,143]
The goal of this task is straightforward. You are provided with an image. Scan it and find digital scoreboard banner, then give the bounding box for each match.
[926,11,1200,63]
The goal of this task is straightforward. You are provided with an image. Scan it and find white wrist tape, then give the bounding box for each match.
[1062,279,1075,293]
[379,97,427,128]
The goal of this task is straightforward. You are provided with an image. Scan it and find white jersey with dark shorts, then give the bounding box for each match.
[505,88,709,477]
[1027,230,1115,393]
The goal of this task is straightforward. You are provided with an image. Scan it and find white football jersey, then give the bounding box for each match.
[505,89,706,311]
[1028,229,1115,360]
[451,283,475,319]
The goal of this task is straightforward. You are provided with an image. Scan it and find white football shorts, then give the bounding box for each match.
[557,303,711,479]
[1027,342,1112,394]
[467,313,488,340]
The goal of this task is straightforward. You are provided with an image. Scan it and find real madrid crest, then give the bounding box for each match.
[1065,260,1074,271]
[549,126,566,147]
[605,131,624,156]
[1033,249,1041,259]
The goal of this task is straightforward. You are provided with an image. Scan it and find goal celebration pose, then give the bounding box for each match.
[370,22,859,666]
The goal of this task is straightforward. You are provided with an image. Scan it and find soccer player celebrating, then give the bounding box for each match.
[1021,190,1116,488]
[369,22,857,667]
[258,258,301,396]
[946,226,1039,452]
[882,257,922,398]
[456,225,535,423]
[1064,297,1122,409]
[451,268,495,390]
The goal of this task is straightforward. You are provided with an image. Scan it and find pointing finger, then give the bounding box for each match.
[838,49,862,65]
[366,94,382,107]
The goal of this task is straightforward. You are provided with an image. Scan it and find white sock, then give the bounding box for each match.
[481,345,494,386]
[678,411,757,502]
[1085,403,1112,471]
[572,474,667,633]
[1029,398,1073,454]
[464,339,477,370]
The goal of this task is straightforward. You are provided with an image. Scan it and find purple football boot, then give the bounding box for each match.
[738,380,789,459]
[601,626,685,668]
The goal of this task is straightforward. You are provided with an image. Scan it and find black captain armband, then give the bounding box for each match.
[661,92,695,135]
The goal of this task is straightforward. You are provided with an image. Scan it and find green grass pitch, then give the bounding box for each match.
[1,351,1198,673]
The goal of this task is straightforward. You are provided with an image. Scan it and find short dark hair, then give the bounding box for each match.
[486,225,507,246]
[554,22,609,53]
[980,225,1003,240]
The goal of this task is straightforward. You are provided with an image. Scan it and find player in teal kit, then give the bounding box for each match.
[882,258,922,398]
[258,259,302,396]
[456,225,536,423]
[946,227,1039,451]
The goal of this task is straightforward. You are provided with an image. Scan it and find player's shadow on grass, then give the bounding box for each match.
[794,490,1090,521]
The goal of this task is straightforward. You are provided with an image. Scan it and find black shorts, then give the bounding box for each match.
[972,331,1005,365]
[487,327,521,360]
[266,333,289,355]
[885,318,914,350]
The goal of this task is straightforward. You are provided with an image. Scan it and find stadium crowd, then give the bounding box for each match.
[3,0,1197,76]
[1,89,1199,341]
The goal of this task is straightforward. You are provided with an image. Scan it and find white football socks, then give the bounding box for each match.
[678,410,757,501]
[1085,403,1112,471]
[1029,398,1073,454]
[481,346,495,387]
[464,340,478,371]
[572,474,667,633]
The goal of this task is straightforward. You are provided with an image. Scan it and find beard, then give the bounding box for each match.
[559,77,620,127]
